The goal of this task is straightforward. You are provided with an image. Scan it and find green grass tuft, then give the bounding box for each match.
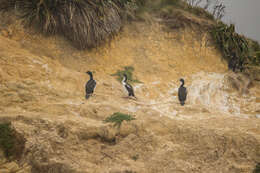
[131,154,139,161]
[248,40,260,66]
[0,122,14,158]
[111,66,142,83]
[0,122,25,159]
[104,112,136,128]
[253,163,260,173]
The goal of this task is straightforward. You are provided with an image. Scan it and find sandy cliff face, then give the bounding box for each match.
[0,16,259,173]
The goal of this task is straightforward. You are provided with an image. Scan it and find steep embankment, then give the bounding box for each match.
[0,10,259,173]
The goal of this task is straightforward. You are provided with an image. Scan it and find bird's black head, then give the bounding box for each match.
[86,71,92,75]
[86,71,93,79]
[180,78,185,85]
[122,74,128,82]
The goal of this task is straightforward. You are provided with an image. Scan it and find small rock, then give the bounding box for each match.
[3,162,20,172]
[99,126,117,142]
[16,166,31,173]
[92,108,98,114]
[0,160,7,167]
[119,121,136,137]
[1,30,9,37]
[201,108,210,113]
[256,115,260,119]
[0,168,9,173]
[103,82,111,87]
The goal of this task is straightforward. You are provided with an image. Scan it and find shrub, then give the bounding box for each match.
[111,66,141,83]
[211,21,260,68]
[0,0,135,49]
[211,22,251,66]
[253,163,260,173]
[0,122,25,159]
[104,112,136,128]
[248,40,260,65]
[131,154,139,161]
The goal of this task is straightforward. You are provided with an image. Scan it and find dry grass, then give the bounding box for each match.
[0,0,134,49]
[0,0,218,49]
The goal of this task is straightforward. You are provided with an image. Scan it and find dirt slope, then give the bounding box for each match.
[0,13,259,173]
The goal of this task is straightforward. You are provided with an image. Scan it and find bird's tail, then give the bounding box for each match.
[85,94,91,99]
[180,102,185,106]
[130,94,137,100]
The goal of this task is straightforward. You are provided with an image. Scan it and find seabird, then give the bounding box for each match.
[228,56,238,72]
[122,74,136,98]
[238,59,244,72]
[85,71,96,99]
[178,78,187,106]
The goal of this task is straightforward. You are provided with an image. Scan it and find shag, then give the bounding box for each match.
[238,59,244,72]
[85,71,96,99]
[228,56,238,72]
[228,52,244,72]
[178,78,187,106]
[122,74,135,98]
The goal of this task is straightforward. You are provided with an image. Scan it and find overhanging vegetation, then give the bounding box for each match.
[0,0,135,49]
[211,22,260,67]
[0,0,259,69]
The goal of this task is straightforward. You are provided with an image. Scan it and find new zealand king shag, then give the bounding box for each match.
[228,52,244,72]
[228,56,238,72]
[85,71,96,99]
[122,74,136,98]
[178,78,187,106]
